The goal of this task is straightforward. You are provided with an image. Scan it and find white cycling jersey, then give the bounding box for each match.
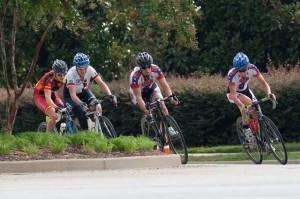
[65,66,98,94]
[227,64,260,92]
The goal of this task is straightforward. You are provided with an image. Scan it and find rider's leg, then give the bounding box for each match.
[45,107,59,132]
[236,94,252,125]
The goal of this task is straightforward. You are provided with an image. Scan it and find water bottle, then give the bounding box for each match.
[60,122,66,133]
[249,119,259,135]
[87,117,95,131]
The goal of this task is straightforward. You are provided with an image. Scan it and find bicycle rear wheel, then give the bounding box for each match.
[96,116,117,138]
[236,117,262,164]
[162,115,188,164]
[260,116,288,165]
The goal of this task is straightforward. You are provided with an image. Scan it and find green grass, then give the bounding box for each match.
[188,143,300,162]
[0,132,156,156]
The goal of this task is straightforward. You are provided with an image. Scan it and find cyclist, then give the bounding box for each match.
[64,52,117,130]
[227,52,276,142]
[129,52,179,136]
[34,59,68,132]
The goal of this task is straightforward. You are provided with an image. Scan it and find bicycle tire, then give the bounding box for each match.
[37,122,60,134]
[141,116,156,139]
[96,116,117,138]
[37,122,47,132]
[236,117,263,164]
[162,115,188,164]
[260,116,288,165]
[141,115,164,151]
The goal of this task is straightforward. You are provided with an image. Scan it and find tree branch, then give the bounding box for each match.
[18,0,68,95]
[10,0,18,93]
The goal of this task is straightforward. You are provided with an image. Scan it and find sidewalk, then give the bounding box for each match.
[0,155,181,174]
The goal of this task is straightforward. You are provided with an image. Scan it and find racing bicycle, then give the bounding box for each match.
[141,95,188,164]
[37,103,79,135]
[37,97,117,138]
[236,97,288,165]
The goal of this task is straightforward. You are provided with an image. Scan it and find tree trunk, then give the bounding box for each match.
[2,1,68,135]
[4,93,20,134]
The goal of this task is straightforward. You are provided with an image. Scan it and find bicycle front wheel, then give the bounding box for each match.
[37,122,59,134]
[141,116,156,140]
[162,115,188,164]
[236,117,263,164]
[96,116,117,138]
[37,122,47,132]
[261,116,288,165]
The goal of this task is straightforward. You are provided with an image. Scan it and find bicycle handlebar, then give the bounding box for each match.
[247,97,277,110]
[146,94,179,110]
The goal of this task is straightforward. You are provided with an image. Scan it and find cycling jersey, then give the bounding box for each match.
[64,66,98,98]
[129,65,164,105]
[34,70,63,94]
[33,70,64,113]
[227,64,259,92]
[130,65,164,89]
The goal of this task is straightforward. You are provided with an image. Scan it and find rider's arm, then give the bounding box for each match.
[158,77,178,105]
[67,84,83,105]
[44,89,58,109]
[94,76,117,103]
[132,87,149,114]
[256,73,275,99]
[158,77,173,96]
[94,76,112,96]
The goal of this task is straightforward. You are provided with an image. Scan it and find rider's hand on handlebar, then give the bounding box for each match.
[109,94,118,107]
[80,102,88,112]
[170,95,179,105]
[55,106,63,113]
[269,93,276,101]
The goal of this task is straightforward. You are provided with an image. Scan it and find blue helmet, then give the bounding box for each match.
[73,53,90,68]
[232,52,249,71]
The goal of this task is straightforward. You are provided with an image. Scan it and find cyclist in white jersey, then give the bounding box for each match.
[227,52,276,142]
[129,52,178,116]
[64,52,117,130]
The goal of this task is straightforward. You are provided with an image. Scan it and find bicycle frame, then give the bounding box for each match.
[238,96,288,164]
[145,96,170,149]
[246,98,276,151]
[85,98,117,138]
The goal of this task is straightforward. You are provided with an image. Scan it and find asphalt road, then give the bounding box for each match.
[1,163,299,199]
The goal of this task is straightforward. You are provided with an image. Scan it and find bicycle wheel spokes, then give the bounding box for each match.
[97,116,117,138]
[236,117,262,164]
[261,116,288,165]
[163,115,188,164]
[141,116,156,140]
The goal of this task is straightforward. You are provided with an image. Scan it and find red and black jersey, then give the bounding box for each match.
[34,70,63,94]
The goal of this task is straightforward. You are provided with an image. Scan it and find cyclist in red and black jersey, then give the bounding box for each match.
[34,59,68,132]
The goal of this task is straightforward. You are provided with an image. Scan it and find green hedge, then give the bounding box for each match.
[1,83,300,146]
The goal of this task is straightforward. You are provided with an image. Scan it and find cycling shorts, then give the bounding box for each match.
[129,82,161,106]
[226,87,257,103]
[34,92,63,114]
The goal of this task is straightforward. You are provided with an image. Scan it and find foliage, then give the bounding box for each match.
[67,131,113,152]
[194,0,300,75]
[0,132,155,155]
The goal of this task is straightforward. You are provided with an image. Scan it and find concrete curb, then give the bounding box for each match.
[0,155,181,174]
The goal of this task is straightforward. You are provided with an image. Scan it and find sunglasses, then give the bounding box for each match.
[141,65,151,70]
[56,73,66,77]
[238,68,247,72]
